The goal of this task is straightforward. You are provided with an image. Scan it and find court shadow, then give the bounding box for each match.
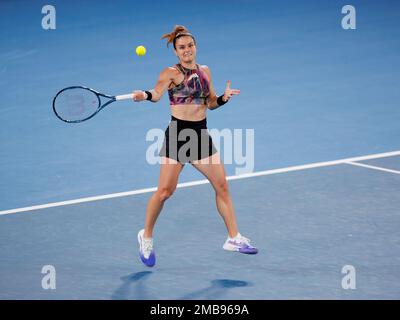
[180,279,249,300]
[111,271,153,300]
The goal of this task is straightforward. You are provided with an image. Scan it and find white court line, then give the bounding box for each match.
[1,150,400,216]
[346,161,400,175]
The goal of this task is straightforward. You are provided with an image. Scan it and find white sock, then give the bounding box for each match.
[229,232,241,241]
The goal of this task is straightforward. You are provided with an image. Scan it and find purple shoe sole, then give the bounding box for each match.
[140,251,156,267]
[239,246,258,254]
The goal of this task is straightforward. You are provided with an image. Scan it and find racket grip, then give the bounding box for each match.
[115,93,134,101]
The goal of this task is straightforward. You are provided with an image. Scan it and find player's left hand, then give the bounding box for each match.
[223,80,240,102]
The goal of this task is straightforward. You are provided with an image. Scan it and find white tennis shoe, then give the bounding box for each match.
[223,233,258,254]
[138,229,156,267]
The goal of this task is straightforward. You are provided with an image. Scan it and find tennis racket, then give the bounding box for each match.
[52,86,134,123]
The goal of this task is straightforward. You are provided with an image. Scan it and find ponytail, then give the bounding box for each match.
[161,25,196,49]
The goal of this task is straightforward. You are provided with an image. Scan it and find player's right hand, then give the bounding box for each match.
[133,90,147,102]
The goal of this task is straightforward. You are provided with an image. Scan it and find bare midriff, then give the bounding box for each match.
[170,104,207,121]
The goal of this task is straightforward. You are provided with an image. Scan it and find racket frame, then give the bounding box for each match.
[52,86,132,123]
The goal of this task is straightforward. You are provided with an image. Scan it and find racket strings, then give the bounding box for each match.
[54,88,99,122]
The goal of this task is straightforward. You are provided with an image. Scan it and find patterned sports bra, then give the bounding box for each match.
[168,64,210,106]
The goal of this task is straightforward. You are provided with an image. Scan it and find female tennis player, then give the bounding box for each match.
[132,25,258,267]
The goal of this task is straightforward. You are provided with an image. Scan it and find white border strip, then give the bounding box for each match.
[346,161,400,175]
[1,150,400,216]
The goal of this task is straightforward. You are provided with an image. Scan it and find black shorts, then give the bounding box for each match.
[159,115,218,163]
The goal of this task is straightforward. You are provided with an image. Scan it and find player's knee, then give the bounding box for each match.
[215,180,229,196]
[157,187,175,202]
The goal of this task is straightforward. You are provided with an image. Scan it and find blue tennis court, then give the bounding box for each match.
[1,0,399,299]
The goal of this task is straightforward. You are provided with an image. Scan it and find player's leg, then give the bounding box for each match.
[191,153,258,254]
[138,157,184,267]
[191,153,238,237]
[144,157,184,238]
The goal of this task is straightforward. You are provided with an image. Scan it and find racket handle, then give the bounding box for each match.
[115,93,134,101]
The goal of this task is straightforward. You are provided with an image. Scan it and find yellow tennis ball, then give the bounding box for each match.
[136,45,146,56]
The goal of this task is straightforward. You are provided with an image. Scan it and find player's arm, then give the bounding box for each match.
[202,66,240,110]
[202,66,218,109]
[132,67,174,102]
